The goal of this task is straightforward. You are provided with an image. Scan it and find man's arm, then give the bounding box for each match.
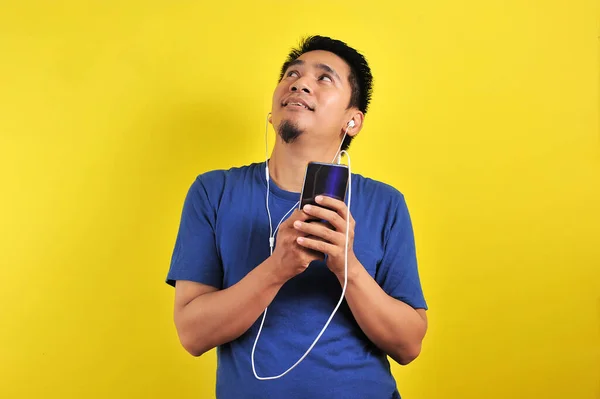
[334,261,427,365]
[173,210,322,356]
[295,196,428,365]
[173,257,284,357]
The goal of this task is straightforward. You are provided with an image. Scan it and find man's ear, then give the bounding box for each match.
[346,111,365,137]
[268,112,273,124]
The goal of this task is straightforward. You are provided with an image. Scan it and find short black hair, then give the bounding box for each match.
[278,35,373,151]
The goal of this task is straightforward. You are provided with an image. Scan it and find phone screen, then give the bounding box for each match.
[299,162,349,210]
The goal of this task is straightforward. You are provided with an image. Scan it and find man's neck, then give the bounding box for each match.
[268,136,342,193]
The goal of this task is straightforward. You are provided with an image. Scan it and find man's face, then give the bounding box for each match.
[271,50,354,144]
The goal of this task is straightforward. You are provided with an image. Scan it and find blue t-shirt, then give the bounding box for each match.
[166,162,427,399]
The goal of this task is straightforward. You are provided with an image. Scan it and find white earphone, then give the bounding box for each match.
[252,113,353,380]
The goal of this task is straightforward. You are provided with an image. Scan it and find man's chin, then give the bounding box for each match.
[277,119,305,144]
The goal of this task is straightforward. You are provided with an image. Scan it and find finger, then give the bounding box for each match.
[296,236,341,257]
[293,220,343,245]
[315,196,353,227]
[302,204,346,232]
[289,209,312,224]
[314,195,347,213]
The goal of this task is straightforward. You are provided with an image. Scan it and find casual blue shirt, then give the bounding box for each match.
[166,161,427,399]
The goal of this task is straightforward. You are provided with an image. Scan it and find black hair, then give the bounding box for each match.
[278,35,373,151]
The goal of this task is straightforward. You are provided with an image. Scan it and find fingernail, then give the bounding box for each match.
[315,196,323,202]
[304,205,312,211]
[297,237,304,243]
[294,221,302,228]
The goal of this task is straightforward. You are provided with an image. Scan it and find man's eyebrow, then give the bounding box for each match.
[315,63,341,82]
[285,59,342,82]
[286,59,305,69]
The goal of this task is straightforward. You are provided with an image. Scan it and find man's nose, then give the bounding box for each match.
[290,77,311,94]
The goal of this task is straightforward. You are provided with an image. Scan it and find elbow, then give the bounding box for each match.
[174,311,211,357]
[183,343,205,357]
[180,335,208,357]
[178,328,210,357]
[392,342,422,366]
[392,313,428,366]
[188,349,205,357]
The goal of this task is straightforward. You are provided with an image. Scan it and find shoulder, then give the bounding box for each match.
[195,162,262,186]
[190,162,262,193]
[351,173,407,210]
[182,162,263,208]
[350,173,413,238]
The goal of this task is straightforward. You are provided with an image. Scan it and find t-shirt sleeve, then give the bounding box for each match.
[375,195,428,310]
[165,176,223,289]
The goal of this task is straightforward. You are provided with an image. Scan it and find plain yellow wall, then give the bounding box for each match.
[1,1,599,398]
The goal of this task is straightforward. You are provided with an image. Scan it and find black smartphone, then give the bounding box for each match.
[299,162,349,212]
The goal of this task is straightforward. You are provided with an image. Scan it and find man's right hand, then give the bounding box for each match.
[174,211,328,357]
[270,209,323,283]
[174,211,317,357]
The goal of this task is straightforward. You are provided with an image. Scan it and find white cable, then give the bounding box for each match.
[252,120,352,380]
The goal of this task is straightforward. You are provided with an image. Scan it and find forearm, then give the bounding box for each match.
[336,259,427,365]
[177,257,284,356]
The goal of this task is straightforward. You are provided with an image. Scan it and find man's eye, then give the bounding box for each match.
[287,71,299,77]
[319,75,332,82]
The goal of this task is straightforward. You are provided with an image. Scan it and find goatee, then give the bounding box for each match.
[277,120,303,144]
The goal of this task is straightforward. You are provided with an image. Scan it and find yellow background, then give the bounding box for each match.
[1,1,599,398]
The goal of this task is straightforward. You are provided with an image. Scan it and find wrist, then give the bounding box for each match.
[261,255,289,287]
[335,253,362,285]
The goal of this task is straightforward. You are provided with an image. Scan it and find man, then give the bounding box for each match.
[166,35,428,399]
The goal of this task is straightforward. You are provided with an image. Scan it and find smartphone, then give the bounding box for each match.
[299,162,349,212]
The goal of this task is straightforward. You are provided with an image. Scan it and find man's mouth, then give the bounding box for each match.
[282,99,314,111]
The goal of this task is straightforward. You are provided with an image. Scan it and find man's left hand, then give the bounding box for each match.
[293,195,357,278]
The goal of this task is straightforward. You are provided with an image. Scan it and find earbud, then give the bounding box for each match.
[347,120,355,128]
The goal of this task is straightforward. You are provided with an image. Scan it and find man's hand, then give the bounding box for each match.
[270,209,324,283]
[293,195,357,278]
